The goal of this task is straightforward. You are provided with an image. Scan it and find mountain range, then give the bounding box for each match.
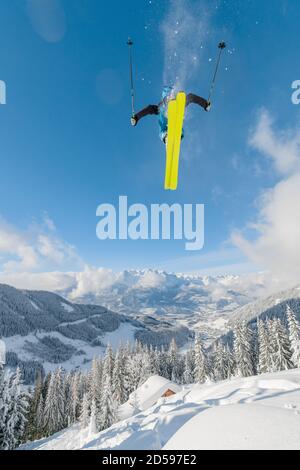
[2,270,300,383]
[0,283,191,383]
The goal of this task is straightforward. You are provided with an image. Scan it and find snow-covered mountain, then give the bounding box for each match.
[64,269,272,342]
[211,285,300,348]
[0,284,191,383]
[21,369,300,450]
[2,274,300,384]
[229,284,300,326]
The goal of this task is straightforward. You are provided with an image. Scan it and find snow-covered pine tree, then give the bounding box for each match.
[257,318,273,374]
[89,399,98,434]
[157,348,170,380]
[225,345,236,379]
[251,322,259,376]
[138,346,153,386]
[286,305,300,368]
[126,349,143,392]
[183,349,195,384]
[79,393,90,429]
[90,357,103,403]
[168,339,182,384]
[24,370,44,441]
[63,372,73,427]
[123,343,135,398]
[43,368,66,436]
[42,372,51,400]
[4,367,28,449]
[99,346,117,431]
[233,322,255,377]
[99,374,117,432]
[69,372,83,425]
[0,366,10,449]
[104,344,114,380]
[88,357,103,428]
[148,346,160,377]
[194,335,210,384]
[0,367,4,444]
[112,348,126,406]
[36,394,44,437]
[270,318,293,372]
[213,342,228,381]
[134,340,143,355]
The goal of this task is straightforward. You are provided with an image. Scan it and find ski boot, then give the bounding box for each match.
[205,100,211,112]
[131,115,137,126]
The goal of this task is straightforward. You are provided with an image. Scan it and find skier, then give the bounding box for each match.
[130,86,211,144]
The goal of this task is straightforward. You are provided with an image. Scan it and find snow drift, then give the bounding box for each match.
[22,369,300,451]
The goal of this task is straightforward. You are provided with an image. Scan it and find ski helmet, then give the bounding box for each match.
[162,85,175,101]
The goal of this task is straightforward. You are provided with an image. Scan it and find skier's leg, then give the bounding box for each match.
[132,104,159,126]
[186,93,209,110]
[159,114,168,144]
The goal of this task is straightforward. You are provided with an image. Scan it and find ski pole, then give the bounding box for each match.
[127,38,135,117]
[208,41,226,104]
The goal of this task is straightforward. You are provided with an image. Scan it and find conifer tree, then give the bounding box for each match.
[30,371,44,437]
[0,367,11,449]
[4,368,28,449]
[286,306,300,367]
[213,342,228,381]
[194,335,210,384]
[89,400,98,434]
[36,394,45,438]
[270,318,293,372]
[257,319,273,374]
[112,348,126,406]
[225,344,236,379]
[168,339,182,383]
[99,370,116,431]
[43,368,65,436]
[233,322,255,377]
[183,349,195,384]
[98,346,117,431]
[80,393,90,429]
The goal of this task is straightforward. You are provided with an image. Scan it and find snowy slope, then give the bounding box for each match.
[229,284,300,326]
[22,369,300,450]
[0,284,191,382]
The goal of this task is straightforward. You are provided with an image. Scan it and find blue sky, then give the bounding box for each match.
[0,0,299,276]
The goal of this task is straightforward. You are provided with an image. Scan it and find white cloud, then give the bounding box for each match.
[0,217,81,273]
[232,109,300,287]
[0,220,39,271]
[0,271,75,292]
[37,234,76,265]
[68,266,118,299]
[249,109,300,175]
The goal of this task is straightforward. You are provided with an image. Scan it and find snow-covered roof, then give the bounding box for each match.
[129,375,181,411]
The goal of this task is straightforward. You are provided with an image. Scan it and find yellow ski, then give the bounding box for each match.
[164,99,177,190]
[169,91,186,191]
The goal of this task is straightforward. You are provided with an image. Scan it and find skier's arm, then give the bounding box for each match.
[186,93,210,111]
[131,105,159,126]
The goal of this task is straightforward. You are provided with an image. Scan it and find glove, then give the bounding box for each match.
[205,101,211,112]
[131,116,137,126]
